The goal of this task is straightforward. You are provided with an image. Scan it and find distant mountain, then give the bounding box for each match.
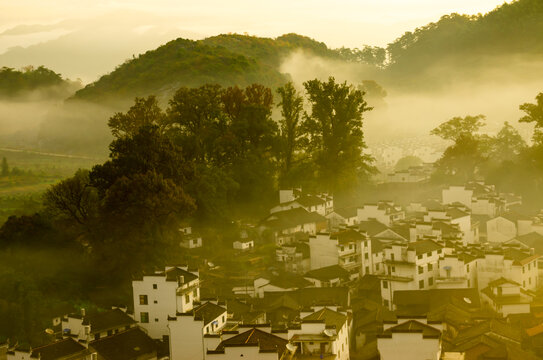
[70,33,348,106]
[385,0,543,87]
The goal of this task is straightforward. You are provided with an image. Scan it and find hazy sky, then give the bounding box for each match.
[1,0,510,48]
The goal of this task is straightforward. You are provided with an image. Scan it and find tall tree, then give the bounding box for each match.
[108,96,166,138]
[491,122,526,161]
[431,114,488,182]
[519,92,543,143]
[302,77,373,192]
[276,82,304,185]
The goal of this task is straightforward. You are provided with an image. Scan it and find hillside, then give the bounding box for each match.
[0,66,80,99]
[385,0,543,87]
[71,34,345,105]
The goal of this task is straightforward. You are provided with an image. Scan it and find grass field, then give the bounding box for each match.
[0,148,103,224]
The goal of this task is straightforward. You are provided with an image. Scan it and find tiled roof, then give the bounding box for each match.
[262,287,349,308]
[304,265,349,282]
[194,302,227,326]
[382,320,441,338]
[165,267,198,283]
[302,308,347,330]
[215,328,288,354]
[295,195,326,208]
[503,248,540,266]
[268,274,312,290]
[90,328,156,360]
[501,211,530,223]
[407,240,442,255]
[333,207,358,219]
[453,319,522,346]
[81,309,136,333]
[358,220,389,237]
[331,229,366,244]
[446,208,469,220]
[30,339,87,360]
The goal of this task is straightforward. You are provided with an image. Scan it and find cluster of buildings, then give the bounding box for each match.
[5,183,543,359]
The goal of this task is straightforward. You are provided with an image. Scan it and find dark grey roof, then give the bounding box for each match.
[295,195,326,208]
[81,309,136,333]
[501,211,530,223]
[407,240,442,255]
[194,302,227,326]
[382,320,441,338]
[358,220,389,236]
[215,328,288,354]
[263,287,350,308]
[514,232,543,254]
[333,207,358,219]
[453,319,522,346]
[165,267,198,283]
[268,274,312,290]
[331,229,366,244]
[90,328,157,360]
[302,308,347,330]
[446,208,469,220]
[30,339,87,360]
[394,288,480,313]
[304,265,349,282]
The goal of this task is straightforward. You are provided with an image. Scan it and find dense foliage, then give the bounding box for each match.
[0,66,77,98]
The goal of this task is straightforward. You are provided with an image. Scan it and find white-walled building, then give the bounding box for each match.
[377,318,442,360]
[261,207,327,246]
[487,212,532,243]
[380,240,443,310]
[168,301,227,360]
[271,193,333,216]
[476,248,539,291]
[179,225,203,249]
[132,266,200,339]
[357,202,405,227]
[206,327,291,360]
[480,278,534,317]
[288,307,351,360]
[309,229,368,279]
[61,308,136,343]
[326,207,358,229]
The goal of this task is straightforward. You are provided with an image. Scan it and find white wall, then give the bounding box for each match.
[378,333,440,360]
[309,234,339,270]
[442,186,472,208]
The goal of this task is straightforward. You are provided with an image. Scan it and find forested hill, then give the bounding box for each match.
[71,34,361,105]
[0,66,80,99]
[385,0,543,86]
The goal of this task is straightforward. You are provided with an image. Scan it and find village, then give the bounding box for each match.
[4,171,543,360]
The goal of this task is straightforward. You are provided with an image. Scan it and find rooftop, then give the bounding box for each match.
[89,328,156,360]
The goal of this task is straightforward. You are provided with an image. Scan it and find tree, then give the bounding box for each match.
[276,82,304,185]
[519,92,543,142]
[1,157,8,177]
[108,96,166,138]
[166,84,226,164]
[302,77,374,192]
[430,114,486,141]
[43,169,98,228]
[491,122,526,161]
[431,115,488,182]
[395,156,423,171]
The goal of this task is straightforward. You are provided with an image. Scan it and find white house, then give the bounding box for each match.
[357,202,405,227]
[304,265,350,287]
[379,240,443,310]
[436,253,477,289]
[168,301,228,360]
[309,229,368,279]
[61,308,136,343]
[270,193,333,216]
[207,327,291,360]
[377,317,442,360]
[233,239,253,251]
[7,338,94,360]
[179,225,203,249]
[261,207,327,246]
[480,278,534,317]
[486,212,532,243]
[288,307,351,360]
[132,266,200,339]
[326,207,358,229]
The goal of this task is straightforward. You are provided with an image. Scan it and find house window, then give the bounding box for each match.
[154,300,158,304]
[391,266,396,273]
[107,330,112,336]
[365,266,370,274]
[364,253,369,260]
[418,266,424,274]
[94,334,100,340]
[391,253,395,261]
[155,318,159,322]
[383,280,388,289]
[529,277,532,285]
[340,246,344,251]
[466,264,469,272]
[528,263,531,271]
[193,289,198,297]
[384,299,389,307]
[427,251,432,257]
[429,277,434,286]
[523,266,525,274]
[428,263,433,271]
[185,294,190,303]
[419,280,424,289]
[222,316,225,323]
[349,244,353,250]
[153,284,158,289]
[139,295,148,305]
[418,254,423,259]
[523,280,526,287]
[140,312,149,323]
